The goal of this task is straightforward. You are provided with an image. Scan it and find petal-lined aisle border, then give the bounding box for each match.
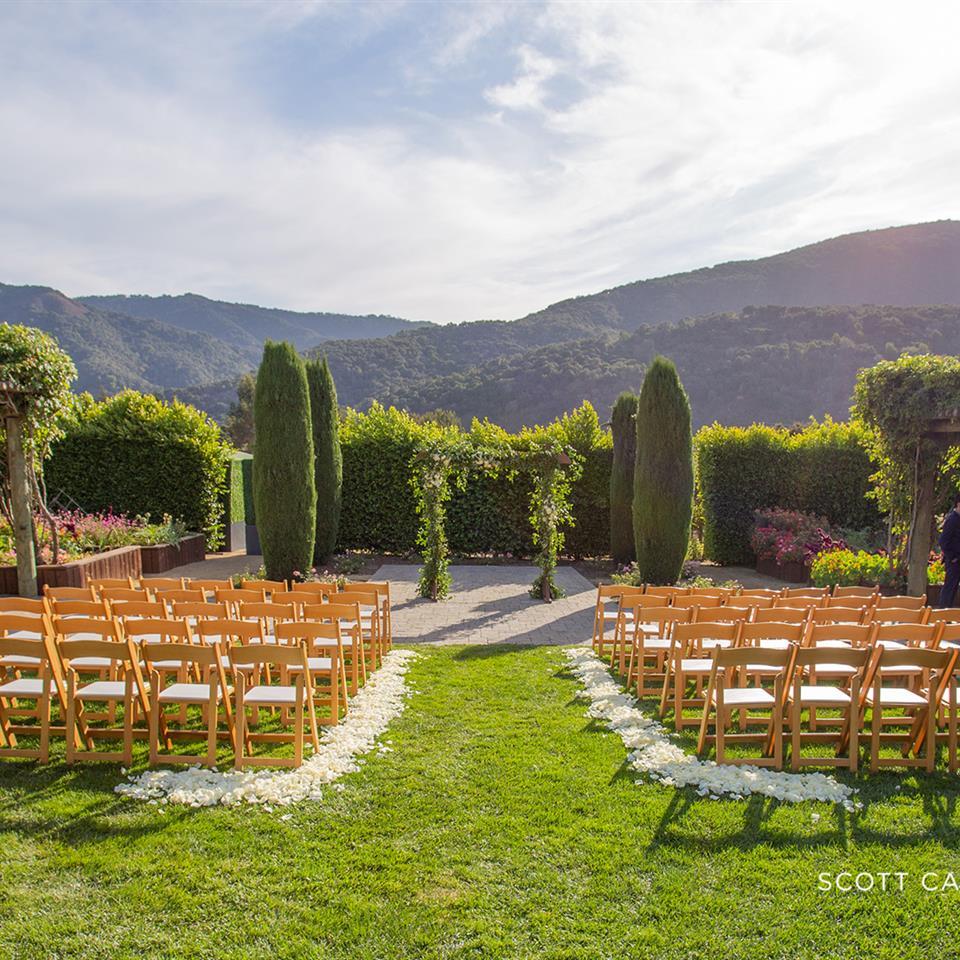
[564,646,860,809]
[116,649,419,808]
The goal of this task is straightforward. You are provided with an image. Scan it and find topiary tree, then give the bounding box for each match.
[253,341,316,580]
[633,357,693,584]
[306,357,342,564]
[610,392,638,564]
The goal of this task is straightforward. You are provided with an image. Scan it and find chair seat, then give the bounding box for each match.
[0,654,42,667]
[810,639,853,649]
[603,610,634,621]
[148,660,186,670]
[701,638,733,650]
[862,687,927,708]
[158,682,225,704]
[70,656,114,669]
[76,680,129,700]
[636,637,671,652]
[744,663,787,674]
[287,657,334,673]
[0,677,45,697]
[242,685,304,706]
[876,639,907,649]
[804,663,859,677]
[710,687,776,708]
[679,658,714,673]
[756,639,791,650]
[220,656,255,672]
[791,685,852,706]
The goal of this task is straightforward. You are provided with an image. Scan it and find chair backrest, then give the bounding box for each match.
[673,621,739,656]
[809,606,866,625]
[142,640,220,669]
[229,639,311,670]
[673,595,721,610]
[59,637,134,666]
[773,598,818,610]
[0,597,48,616]
[301,601,362,630]
[274,619,342,653]
[122,618,193,644]
[88,577,136,592]
[99,587,153,603]
[711,644,794,680]
[621,595,678,614]
[873,622,940,649]
[0,612,54,640]
[345,580,390,598]
[739,621,805,646]
[643,585,689,600]
[0,635,50,668]
[805,623,873,648]
[157,588,206,605]
[781,587,828,600]
[238,601,299,634]
[693,606,752,624]
[292,581,340,599]
[738,588,780,600]
[194,618,264,646]
[631,605,691,635]
[109,600,167,622]
[874,594,927,610]
[870,606,928,624]
[737,595,774,609]
[868,646,955,685]
[832,585,878,599]
[144,577,187,592]
[53,616,122,642]
[753,607,810,624]
[687,587,734,600]
[595,584,644,602]
[171,600,229,623]
[937,623,960,648]
[41,586,94,602]
[186,578,234,600]
[794,645,870,674]
[48,599,110,620]
[269,590,306,608]
[926,608,960,624]
[240,578,286,596]
[340,589,380,610]
[215,588,265,605]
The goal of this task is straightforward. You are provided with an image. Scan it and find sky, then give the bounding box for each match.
[1,0,958,324]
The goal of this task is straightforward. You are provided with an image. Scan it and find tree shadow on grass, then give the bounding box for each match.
[452,644,534,662]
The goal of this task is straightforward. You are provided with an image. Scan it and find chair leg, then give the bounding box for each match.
[39,677,51,764]
[149,689,160,766]
[65,673,76,766]
[234,676,246,770]
[122,679,134,766]
[926,698,937,773]
[294,681,304,767]
[870,698,880,773]
[206,686,218,767]
[791,699,801,772]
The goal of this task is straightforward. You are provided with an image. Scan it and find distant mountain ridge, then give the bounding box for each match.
[2,220,959,424]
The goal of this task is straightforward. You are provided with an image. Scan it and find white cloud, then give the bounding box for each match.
[0,0,958,324]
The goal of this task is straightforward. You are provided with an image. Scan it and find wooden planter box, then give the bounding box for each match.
[755,557,811,583]
[755,557,779,578]
[140,533,206,574]
[0,545,142,596]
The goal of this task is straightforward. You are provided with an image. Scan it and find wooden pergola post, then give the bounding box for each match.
[914,416,960,597]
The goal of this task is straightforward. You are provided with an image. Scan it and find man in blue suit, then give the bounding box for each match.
[938,494,960,607]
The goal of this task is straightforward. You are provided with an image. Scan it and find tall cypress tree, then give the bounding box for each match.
[610,391,639,564]
[633,357,693,584]
[253,341,316,580]
[306,356,342,563]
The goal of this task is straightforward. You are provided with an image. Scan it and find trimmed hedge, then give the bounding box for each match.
[696,418,879,565]
[337,402,612,558]
[46,391,231,547]
[609,392,638,563]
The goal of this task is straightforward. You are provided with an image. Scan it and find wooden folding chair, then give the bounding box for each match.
[861,646,955,772]
[804,622,873,650]
[693,606,753,625]
[697,645,793,767]
[612,595,670,673]
[274,621,346,724]
[832,585,878,600]
[788,646,869,770]
[0,598,49,616]
[870,606,929,625]
[342,582,392,651]
[89,577,137,592]
[48,598,110,621]
[156,588,206,607]
[738,588,780,601]
[754,607,810,625]
[339,589,383,671]
[625,605,691,696]
[673,595,722,611]
[237,601,300,643]
[230,641,320,769]
[60,635,150,763]
[661,621,740,730]
[99,587,153,604]
[302,601,367,695]
[109,600,167,623]
[687,587,735,602]
[143,641,234,766]
[644,585,689,601]
[170,600,229,628]
[268,590,308,612]
[0,637,52,762]
[591,585,644,655]
[292,581,340,600]
[781,587,828,603]
[926,608,960,626]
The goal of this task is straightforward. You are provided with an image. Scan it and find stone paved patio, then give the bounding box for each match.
[371,563,595,646]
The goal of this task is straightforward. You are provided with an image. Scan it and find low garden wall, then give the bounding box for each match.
[0,545,143,594]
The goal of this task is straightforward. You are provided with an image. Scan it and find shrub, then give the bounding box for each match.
[306,357,342,563]
[47,391,230,547]
[609,392,638,563]
[696,418,880,565]
[253,342,316,580]
[633,357,693,584]
[810,549,897,588]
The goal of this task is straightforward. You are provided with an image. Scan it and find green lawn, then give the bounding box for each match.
[3,645,960,959]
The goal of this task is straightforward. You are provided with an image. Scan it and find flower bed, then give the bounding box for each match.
[750,508,849,583]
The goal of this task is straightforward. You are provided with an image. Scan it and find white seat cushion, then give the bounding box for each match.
[76,680,128,700]
[862,687,927,708]
[711,687,776,708]
[792,685,852,705]
[678,658,713,673]
[637,637,671,651]
[0,654,41,667]
[70,657,113,669]
[804,663,859,676]
[287,657,334,673]
[603,610,634,620]
[757,639,791,650]
[242,684,304,706]
[158,682,224,704]
[0,677,45,697]
[220,655,254,672]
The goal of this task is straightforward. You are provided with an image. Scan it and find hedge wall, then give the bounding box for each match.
[337,402,612,558]
[46,391,232,548]
[696,418,880,565]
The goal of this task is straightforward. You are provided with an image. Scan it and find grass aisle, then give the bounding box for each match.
[2,645,960,958]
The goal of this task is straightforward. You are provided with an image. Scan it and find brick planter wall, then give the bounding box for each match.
[139,533,207,574]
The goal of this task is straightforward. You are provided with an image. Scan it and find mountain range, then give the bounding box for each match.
[2,220,959,429]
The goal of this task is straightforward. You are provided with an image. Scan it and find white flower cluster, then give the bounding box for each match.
[115,649,419,808]
[563,647,860,810]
